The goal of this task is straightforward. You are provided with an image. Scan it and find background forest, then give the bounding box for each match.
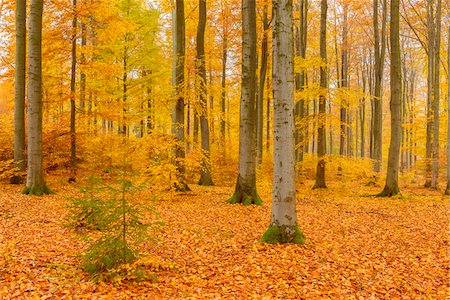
[0,0,449,298]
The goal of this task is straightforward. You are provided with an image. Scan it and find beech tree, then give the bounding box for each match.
[69,0,77,183]
[197,0,214,186]
[12,0,26,184]
[172,0,189,191]
[313,0,327,189]
[227,0,261,205]
[446,25,449,196]
[261,0,304,244]
[379,0,401,197]
[23,0,51,195]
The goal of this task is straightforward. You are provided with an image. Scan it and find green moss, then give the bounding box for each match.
[22,185,53,196]
[261,224,305,244]
[226,192,262,206]
[377,185,400,197]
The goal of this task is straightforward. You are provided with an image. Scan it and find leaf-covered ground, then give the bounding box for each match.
[0,177,449,299]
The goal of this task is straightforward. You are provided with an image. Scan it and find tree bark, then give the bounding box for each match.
[69,0,77,183]
[340,3,348,159]
[256,0,268,165]
[379,0,401,197]
[172,0,190,191]
[431,0,441,189]
[445,25,449,195]
[261,0,304,244]
[197,0,214,186]
[227,0,260,205]
[23,0,51,195]
[12,0,27,184]
[373,0,387,172]
[313,0,327,189]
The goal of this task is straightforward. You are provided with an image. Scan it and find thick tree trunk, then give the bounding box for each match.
[379,0,401,197]
[373,0,387,172]
[431,0,441,189]
[227,0,260,205]
[261,0,304,244]
[197,0,214,186]
[24,0,51,195]
[172,0,190,191]
[12,0,27,184]
[314,0,327,189]
[256,1,268,165]
[69,0,77,183]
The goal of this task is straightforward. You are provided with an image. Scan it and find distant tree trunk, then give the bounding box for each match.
[23,0,51,195]
[172,0,190,191]
[227,0,261,205]
[360,63,367,158]
[379,0,401,197]
[80,22,86,113]
[69,0,77,182]
[295,0,307,165]
[221,34,227,144]
[445,25,449,195]
[340,3,348,159]
[430,0,442,189]
[266,71,271,151]
[373,0,387,172]
[197,0,214,186]
[261,0,304,244]
[314,0,327,189]
[256,0,268,165]
[12,0,27,184]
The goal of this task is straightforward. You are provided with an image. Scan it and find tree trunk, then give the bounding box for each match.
[373,0,387,172]
[69,0,77,183]
[172,0,190,191]
[445,25,449,195]
[256,0,268,165]
[379,0,401,197]
[314,0,327,189]
[227,0,261,205]
[431,0,441,189]
[197,0,214,186]
[340,3,348,159]
[12,0,27,184]
[221,34,227,145]
[261,0,304,244]
[23,0,51,195]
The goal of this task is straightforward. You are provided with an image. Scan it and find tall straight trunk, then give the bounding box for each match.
[197,0,214,186]
[257,1,268,164]
[24,0,51,195]
[424,0,434,187]
[360,64,367,158]
[445,24,449,195]
[261,0,304,244]
[227,0,261,205]
[266,70,271,151]
[172,0,190,191]
[340,3,348,158]
[295,0,307,164]
[12,0,27,184]
[80,22,86,113]
[69,0,77,182]
[431,0,442,189]
[379,0,401,197]
[314,0,327,189]
[373,0,387,172]
[221,35,227,143]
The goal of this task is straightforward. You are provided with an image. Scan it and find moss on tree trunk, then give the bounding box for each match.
[22,184,53,196]
[226,177,262,206]
[261,224,305,244]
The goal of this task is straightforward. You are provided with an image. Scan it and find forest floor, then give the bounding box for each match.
[0,176,449,299]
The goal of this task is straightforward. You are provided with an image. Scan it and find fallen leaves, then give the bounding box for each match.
[0,178,448,298]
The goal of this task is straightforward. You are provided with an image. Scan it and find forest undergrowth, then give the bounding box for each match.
[0,175,448,299]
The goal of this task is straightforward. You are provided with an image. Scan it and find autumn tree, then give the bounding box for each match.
[446,24,449,196]
[373,0,387,172]
[227,0,261,205]
[261,0,304,244]
[313,0,327,189]
[23,0,51,195]
[197,0,214,186]
[69,0,77,182]
[379,0,401,197]
[172,0,190,191]
[12,0,26,184]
